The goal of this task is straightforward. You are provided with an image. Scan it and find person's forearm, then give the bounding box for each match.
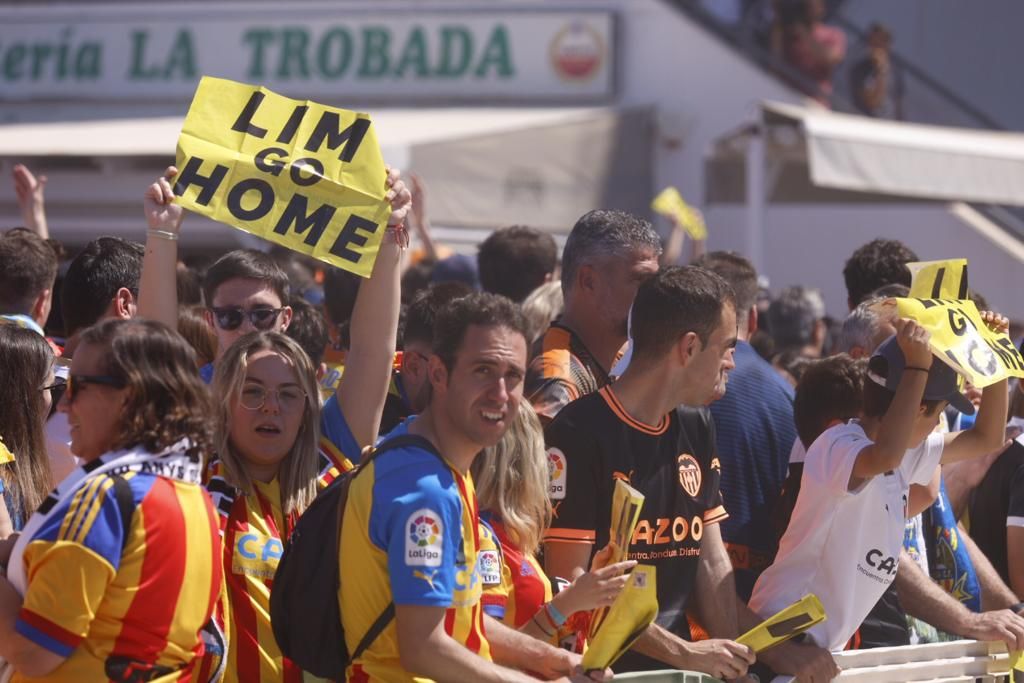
[962,527,1019,610]
[21,203,48,240]
[694,526,741,639]
[973,380,1010,455]
[406,627,536,683]
[857,372,928,477]
[137,233,179,329]
[631,622,688,669]
[487,615,563,673]
[336,237,401,447]
[896,551,975,635]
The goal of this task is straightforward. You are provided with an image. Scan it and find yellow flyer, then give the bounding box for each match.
[872,259,1024,388]
[588,480,645,642]
[738,594,826,653]
[581,565,658,672]
[174,76,391,277]
[651,186,707,240]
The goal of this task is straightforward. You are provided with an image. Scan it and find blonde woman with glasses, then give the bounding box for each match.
[473,398,634,648]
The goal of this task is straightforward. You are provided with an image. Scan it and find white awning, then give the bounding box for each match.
[0,107,605,162]
[762,100,1024,206]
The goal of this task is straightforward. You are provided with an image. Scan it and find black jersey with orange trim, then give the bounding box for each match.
[544,386,727,673]
[526,320,611,424]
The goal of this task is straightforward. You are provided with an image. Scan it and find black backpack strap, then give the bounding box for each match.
[109,475,135,554]
[352,602,395,661]
[341,434,444,661]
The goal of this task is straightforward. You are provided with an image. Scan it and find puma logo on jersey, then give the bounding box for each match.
[414,569,439,590]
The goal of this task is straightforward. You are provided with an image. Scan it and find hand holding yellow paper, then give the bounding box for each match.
[174,76,391,277]
[651,186,707,241]
[869,259,1024,389]
[738,594,826,653]
[588,479,645,642]
[581,565,658,672]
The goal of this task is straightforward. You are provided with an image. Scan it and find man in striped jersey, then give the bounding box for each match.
[339,293,603,682]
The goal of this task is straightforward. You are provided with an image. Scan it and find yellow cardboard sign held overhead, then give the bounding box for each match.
[651,186,707,240]
[874,259,1024,388]
[174,76,391,278]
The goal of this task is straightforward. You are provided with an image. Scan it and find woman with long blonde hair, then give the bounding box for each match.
[472,398,634,646]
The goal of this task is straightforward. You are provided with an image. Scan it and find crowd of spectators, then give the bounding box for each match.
[0,160,1022,683]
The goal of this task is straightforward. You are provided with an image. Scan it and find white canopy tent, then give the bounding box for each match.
[710,101,1024,271]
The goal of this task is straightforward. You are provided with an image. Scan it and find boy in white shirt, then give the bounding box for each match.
[750,316,1009,653]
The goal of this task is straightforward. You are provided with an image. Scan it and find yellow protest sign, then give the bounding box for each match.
[738,594,826,653]
[174,76,391,277]
[873,259,1024,388]
[581,565,658,672]
[0,435,13,465]
[651,186,707,241]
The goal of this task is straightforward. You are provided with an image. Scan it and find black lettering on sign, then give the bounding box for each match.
[254,147,288,176]
[329,214,379,263]
[276,105,309,144]
[227,178,275,221]
[304,113,370,162]
[766,613,814,639]
[173,157,228,205]
[272,194,336,246]
[997,337,1024,371]
[289,158,324,187]
[231,90,269,138]
[966,339,999,377]
[930,267,946,299]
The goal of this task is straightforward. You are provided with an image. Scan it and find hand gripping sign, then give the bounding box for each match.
[174,77,391,278]
[873,259,1024,389]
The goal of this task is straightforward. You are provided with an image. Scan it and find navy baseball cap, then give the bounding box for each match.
[868,335,976,415]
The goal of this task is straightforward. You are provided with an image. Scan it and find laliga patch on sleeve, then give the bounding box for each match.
[478,549,502,586]
[406,508,444,567]
[547,447,568,500]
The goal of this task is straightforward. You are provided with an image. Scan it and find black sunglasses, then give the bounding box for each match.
[66,374,127,403]
[210,306,284,332]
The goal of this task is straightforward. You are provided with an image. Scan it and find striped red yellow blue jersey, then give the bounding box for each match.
[14,470,222,683]
[206,444,352,683]
[339,443,491,682]
[206,445,351,683]
[480,516,553,631]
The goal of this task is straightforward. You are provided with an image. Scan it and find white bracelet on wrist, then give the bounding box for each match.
[147,228,179,241]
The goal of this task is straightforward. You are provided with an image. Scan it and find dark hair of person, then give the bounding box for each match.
[0,228,59,316]
[177,305,218,368]
[692,251,758,324]
[629,266,736,362]
[560,210,661,293]
[843,239,918,308]
[0,324,54,520]
[285,297,329,367]
[176,263,203,306]
[477,226,557,303]
[404,282,473,349]
[61,237,144,337]
[432,293,529,373]
[401,260,435,305]
[79,319,214,459]
[793,354,866,448]
[322,268,361,350]
[871,283,910,299]
[862,354,945,419]
[201,249,290,309]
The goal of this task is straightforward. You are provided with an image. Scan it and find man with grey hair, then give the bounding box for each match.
[767,285,828,359]
[526,209,660,423]
[839,297,896,358]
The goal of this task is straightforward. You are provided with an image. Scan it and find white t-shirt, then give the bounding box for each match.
[749,421,944,651]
